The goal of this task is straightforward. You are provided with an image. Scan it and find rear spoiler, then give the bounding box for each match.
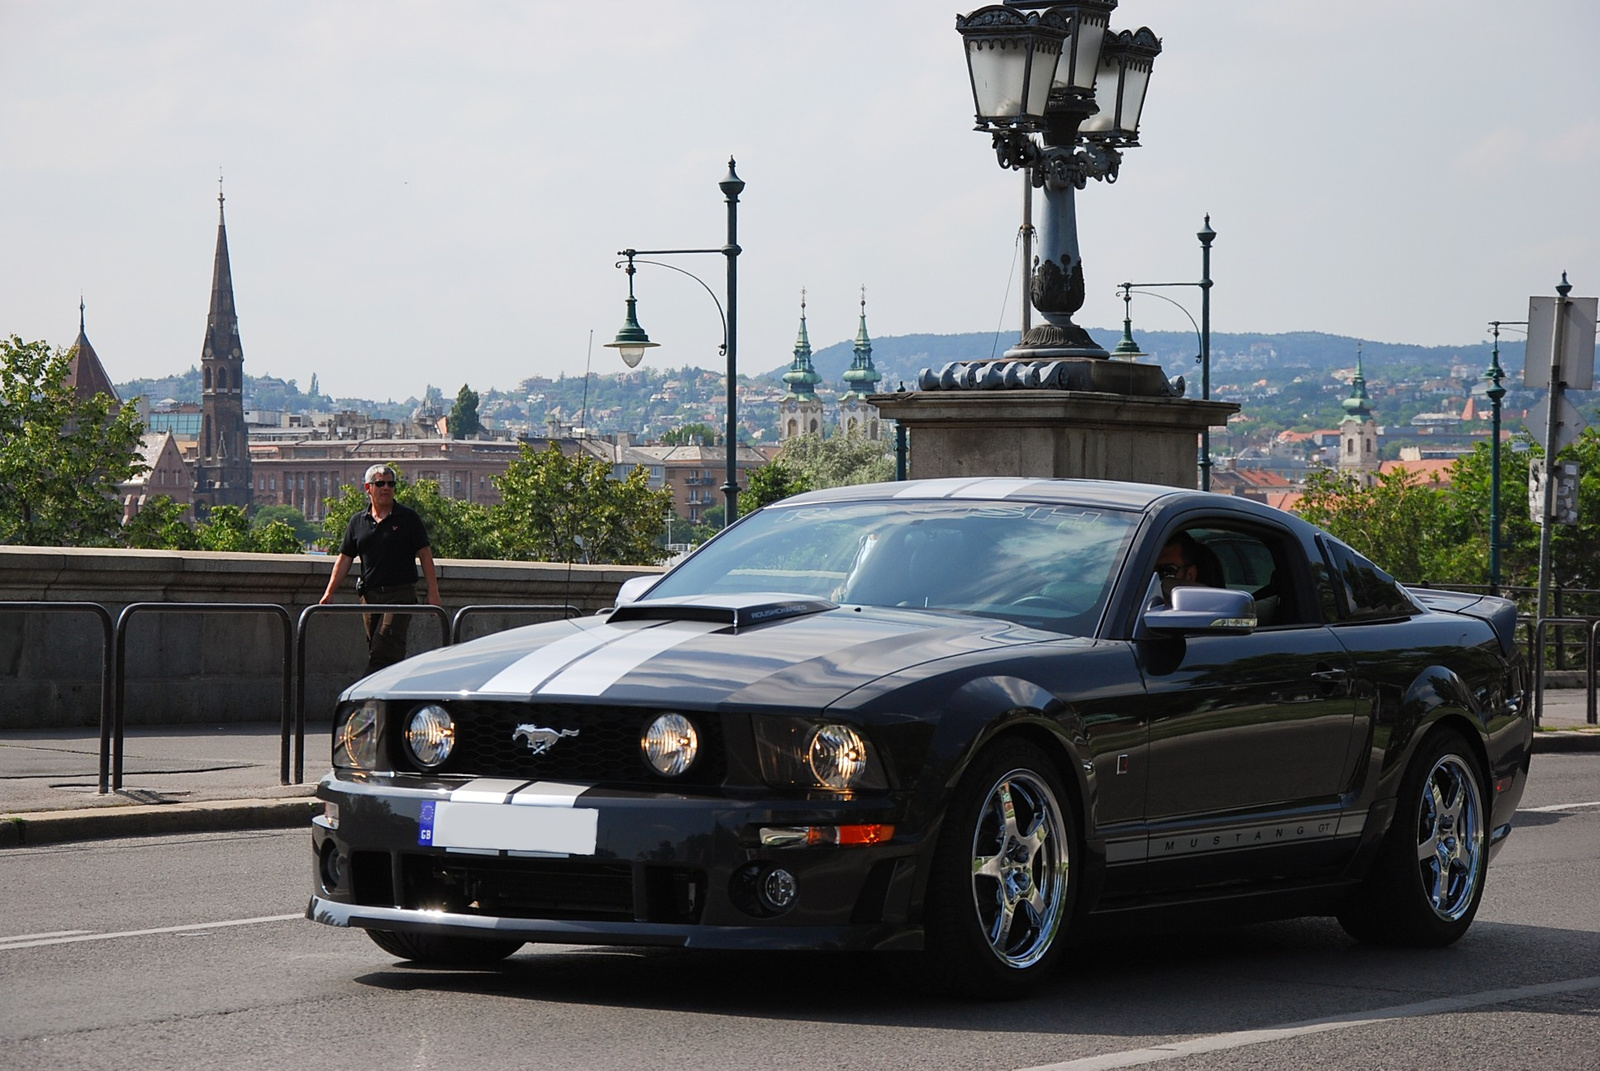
[1409,588,1520,656]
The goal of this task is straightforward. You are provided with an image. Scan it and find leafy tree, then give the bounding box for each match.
[492,443,672,565]
[252,504,317,547]
[400,477,496,560]
[448,384,482,439]
[1292,428,1600,592]
[194,505,256,552]
[1293,467,1449,582]
[740,460,812,516]
[661,423,719,446]
[777,433,894,490]
[0,336,147,547]
[123,496,197,550]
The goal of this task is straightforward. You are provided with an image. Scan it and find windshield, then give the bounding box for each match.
[646,498,1138,636]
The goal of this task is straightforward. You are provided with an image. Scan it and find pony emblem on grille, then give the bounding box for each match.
[513,724,579,756]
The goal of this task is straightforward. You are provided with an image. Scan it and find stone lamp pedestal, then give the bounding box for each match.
[872,362,1236,488]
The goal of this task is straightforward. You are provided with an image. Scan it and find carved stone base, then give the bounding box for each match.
[870,389,1238,489]
[917,356,1177,397]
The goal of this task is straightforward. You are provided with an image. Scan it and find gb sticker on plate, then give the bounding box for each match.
[418,801,436,846]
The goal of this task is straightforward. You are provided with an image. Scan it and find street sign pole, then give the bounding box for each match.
[1537,276,1574,622]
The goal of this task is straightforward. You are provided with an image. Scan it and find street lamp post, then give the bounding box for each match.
[1115,214,1218,487]
[955,1,1160,365]
[606,159,744,528]
[1483,319,1523,596]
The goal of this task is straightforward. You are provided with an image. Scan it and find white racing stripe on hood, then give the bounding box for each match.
[449,778,534,804]
[537,619,725,697]
[476,622,641,695]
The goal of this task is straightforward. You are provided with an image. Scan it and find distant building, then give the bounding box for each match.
[778,292,823,441]
[192,187,252,512]
[838,289,882,439]
[602,442,766,526]
[1338,348,1379,486]
[120,431,193,522]
[249,436,547,523]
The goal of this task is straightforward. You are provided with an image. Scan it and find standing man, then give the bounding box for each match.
[320,464,442,674]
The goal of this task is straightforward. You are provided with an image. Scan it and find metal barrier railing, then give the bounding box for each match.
[293,603,452,785]
[0,602,115,793]
[7,597,608,796]
[112,603,293,792]
[449,603,579,644]
[1531,616,1600,727]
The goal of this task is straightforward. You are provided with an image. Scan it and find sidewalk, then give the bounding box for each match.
[2,691,1596,848]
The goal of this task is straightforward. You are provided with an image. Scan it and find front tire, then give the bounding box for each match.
[1338,729,1488,947]
[366,928,523,965]
[923,740,1076,998]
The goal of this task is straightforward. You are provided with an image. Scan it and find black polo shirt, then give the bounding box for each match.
[339,503,431,589]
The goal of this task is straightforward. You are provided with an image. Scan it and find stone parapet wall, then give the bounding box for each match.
[0,547,660,729]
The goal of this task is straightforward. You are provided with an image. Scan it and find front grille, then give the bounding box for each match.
[402,702,727,787]
[401,854,635,920]
[398,854,705,924]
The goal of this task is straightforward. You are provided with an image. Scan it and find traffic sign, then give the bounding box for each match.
[1524,394,1588,455]
[1525,295,1597,389]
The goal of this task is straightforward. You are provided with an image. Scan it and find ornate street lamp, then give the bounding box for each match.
[606,158,744,527]
[954,1,1160,366]
[1483,319,1525,596]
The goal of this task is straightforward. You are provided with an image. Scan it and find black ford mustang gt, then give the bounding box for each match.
[307,478,1531,996]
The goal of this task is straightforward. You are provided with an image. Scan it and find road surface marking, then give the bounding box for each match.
[1520,800,1600,813]
[1015,975,1600,1071]
[0,913,302,951]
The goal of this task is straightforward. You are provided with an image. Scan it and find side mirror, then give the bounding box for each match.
[1142,586,1256,635]
[614,575,661,607]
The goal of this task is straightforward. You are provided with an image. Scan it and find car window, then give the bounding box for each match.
[646,499,1140,636]
[1318,536,1421,622]
[1179,525,1315,628]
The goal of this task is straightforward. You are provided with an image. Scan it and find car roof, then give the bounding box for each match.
[776,477,1282,519]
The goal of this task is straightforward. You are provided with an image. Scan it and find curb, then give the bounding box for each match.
[1532,730,1600,755]
[0,796,321,849]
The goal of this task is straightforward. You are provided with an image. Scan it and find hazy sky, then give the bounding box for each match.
[3,1,1596,400]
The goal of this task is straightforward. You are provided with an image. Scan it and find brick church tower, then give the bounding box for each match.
[192,184,252,511]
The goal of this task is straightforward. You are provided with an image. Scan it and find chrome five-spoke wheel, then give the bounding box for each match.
[970,768,1070,969]
[1415,751,1484,922]
[925,740,1076,996]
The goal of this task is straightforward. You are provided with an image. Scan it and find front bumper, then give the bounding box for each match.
[307,771,924,952]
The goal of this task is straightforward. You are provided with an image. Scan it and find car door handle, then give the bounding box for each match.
[1311,665,1348,685]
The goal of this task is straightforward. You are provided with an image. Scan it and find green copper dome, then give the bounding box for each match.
[841,289,881,398]
[782,292,821,402]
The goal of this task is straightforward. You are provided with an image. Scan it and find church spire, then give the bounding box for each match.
[1341,343,1372,423]
[65,297,119,404]
[194,178,252,510]
[841,286,881,398]
[781,288,822,402]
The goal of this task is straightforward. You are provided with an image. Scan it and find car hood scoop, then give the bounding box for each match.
[607,592,838,630]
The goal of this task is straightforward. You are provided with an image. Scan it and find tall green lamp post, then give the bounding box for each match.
[607,158,744,527]
[1483,318,1524,596]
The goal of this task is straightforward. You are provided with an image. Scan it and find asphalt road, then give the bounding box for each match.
[2,754,1598,1071]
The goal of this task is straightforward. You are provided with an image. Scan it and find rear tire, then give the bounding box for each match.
[922,740,1076,998]
[1337,729,1487,947]
[366,928,523,965]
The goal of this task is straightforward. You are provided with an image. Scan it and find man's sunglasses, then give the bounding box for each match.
[369,480,396,488]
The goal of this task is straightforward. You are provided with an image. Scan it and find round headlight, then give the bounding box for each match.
[641,713,699,777]
[404,704,455,768]
[339,701,381,769]
[808,723,868,789]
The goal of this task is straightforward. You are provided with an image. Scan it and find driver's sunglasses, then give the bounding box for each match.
[1156,564,1182,580]
[369,480,396,488]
